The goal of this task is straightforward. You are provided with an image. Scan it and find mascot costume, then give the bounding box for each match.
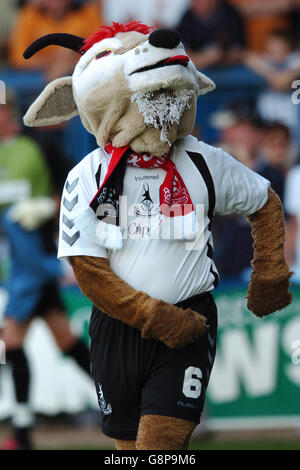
[23,22,292,450]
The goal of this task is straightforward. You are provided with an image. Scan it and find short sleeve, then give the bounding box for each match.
[284,166,300,216]
[57,164,108,263]
[202,144,270,216]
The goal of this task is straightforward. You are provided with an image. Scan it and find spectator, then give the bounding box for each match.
[211,103,262,168]
[176,0,245,69]
[0,0,19,63]
[102,0,188,28]
[230,0,291,51]
[9,0,104,81]
[288,0,300,47]
[257,122,292,189]
[0,92,91,450]
[211,105,262,277]
[244,29,300,139]
[211,105,286,278]
[285,164,300,282]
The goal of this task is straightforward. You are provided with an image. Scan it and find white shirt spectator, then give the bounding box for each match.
[257,53,300,140]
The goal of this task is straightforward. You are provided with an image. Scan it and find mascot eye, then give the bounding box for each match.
[95,50,112,60]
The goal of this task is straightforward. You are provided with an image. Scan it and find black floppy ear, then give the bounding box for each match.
[23,33,85,59]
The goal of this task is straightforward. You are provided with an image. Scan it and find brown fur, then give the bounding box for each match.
[136,415,196,450]
[70,255,207,348]
[142,304,207,348]
[114,439,136,450]
[113,414,196,450]
[247,187,293,317]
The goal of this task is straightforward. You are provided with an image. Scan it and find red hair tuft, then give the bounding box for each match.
[81,21,154,53]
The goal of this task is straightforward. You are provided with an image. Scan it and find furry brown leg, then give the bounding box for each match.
[247,187,293,317]
[114,439,136,450]
[136,415,196,450]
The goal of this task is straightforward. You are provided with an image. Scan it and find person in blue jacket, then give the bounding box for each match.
[0,96,91,450]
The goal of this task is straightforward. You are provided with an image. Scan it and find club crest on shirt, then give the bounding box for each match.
[97,383,112,415]
[132,183,160,218]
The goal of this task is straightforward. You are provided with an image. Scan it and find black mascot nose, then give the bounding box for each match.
[149,29,181,49]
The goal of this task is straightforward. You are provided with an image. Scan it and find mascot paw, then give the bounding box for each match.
[142,304,208,348]
[247,274,293,317]
[165,309,208,348]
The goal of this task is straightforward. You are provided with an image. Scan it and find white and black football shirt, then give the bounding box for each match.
[58,136,270,304]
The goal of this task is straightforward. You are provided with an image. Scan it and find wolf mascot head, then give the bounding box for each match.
[23,22,215,156]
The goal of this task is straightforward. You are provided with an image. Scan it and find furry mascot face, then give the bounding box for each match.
[23,22,215,156]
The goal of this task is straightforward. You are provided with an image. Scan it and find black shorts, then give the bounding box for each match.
[89,292,218,440]
[32,282,65,318]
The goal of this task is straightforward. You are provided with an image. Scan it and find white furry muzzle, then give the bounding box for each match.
[131,89,193,144]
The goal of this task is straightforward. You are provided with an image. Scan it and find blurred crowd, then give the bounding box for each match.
[1,0,300,282]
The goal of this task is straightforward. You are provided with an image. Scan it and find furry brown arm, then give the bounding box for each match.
[70,256,207,348]
[247,187,293,317]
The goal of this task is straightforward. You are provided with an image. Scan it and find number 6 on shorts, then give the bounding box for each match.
[182,366,202,399]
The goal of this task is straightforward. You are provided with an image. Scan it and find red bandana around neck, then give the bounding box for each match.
[89,144,198,249]
[90,143,194,216]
